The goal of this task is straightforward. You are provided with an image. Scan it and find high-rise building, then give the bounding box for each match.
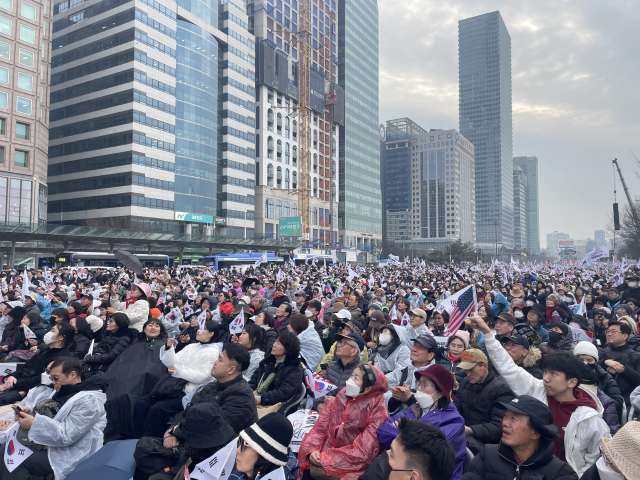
[382,120,476,245]
[546,231,570,259]
[248,0,343,247]
[513,165,527,252]
[0,0,51,225]
[595,229,606,248]
[459,11,513,250]
[338,0,381,254]
[513,156,540,255]
[48,0,256,237]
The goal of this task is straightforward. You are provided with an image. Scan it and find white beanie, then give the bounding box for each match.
[573,341,599,361]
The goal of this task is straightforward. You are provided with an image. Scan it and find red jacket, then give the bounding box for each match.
[219,300,235,317]
[297,365,389,480]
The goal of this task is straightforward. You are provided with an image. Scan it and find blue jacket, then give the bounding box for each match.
[36,295,66,324]
[528,322,549,344]
[518,273,537,285]
[378,401,466,480]
[491,292,510,316]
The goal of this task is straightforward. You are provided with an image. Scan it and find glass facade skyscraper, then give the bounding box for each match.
[459,11,513,249]
[513,156,540,255]
[338,0,380,252]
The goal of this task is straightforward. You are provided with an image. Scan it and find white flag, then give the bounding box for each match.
[229,311,245,335]
[20,271,30,303]
[166,307,183,327]
[258,467,286,480]
[23,325,36,340]
[192,437,238,480]
[85,339,94,357]
[390,304,397,322]
[197,310,207,333]
[4,422,33,472]
[348,265,358,281]
[254,252,268,268]
[331,250,338,264]
[401,312,410,327]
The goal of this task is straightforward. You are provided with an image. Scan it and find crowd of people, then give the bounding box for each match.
[0,259,639,480]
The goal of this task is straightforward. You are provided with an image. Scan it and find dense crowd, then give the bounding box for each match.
[0,259,640,480]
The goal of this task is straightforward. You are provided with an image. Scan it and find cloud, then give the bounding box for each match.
[379,0,640,247]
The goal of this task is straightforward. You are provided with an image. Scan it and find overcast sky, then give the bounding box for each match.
[378,0,640,248]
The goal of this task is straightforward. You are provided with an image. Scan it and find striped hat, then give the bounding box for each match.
[239,413,293,466]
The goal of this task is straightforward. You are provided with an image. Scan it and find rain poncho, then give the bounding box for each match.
[159,341,219,393]
[383,360,434,405]
[298,365,390,480]
[0,384,52,445]
[404,322,432,347]
[491,292,510,316]
[28,389,107,480]
[298,322,325,370]
[245,348,264,382]
[374,324,411,385]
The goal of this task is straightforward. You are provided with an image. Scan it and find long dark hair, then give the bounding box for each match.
[243,323,264,351]
[139,318,168,340]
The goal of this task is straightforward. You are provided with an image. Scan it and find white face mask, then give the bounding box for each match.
[345,378,361,397]
[514,311,524,319]
[41,372,52,385]
[43,331,54,345]
[526,301,534,306]
[378,333,391,346]
[304,310,314,318]
[630,282,638,288]
[414,390,435,409]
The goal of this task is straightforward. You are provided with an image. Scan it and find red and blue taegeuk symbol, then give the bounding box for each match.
[6,440,15,456]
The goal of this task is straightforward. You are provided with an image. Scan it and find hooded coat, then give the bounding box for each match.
[27,373,108,480]
[373,324,411,385]
[298,365,389,480]
[491,292,510,316]
[159,341,220,393]
[297,322,325,371]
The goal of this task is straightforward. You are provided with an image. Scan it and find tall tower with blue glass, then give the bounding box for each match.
[48,0,256,237]
[338,0,381,254]
[459,11,513,250]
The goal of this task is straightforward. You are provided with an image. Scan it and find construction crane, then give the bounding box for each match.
[612,158,640,224]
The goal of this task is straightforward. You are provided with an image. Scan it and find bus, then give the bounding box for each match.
[292,253,333,266]
[197,252,284,271]
[54,252,170,269]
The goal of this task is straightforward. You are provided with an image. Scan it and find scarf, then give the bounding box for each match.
[448,351,461,364]
[126,296,138,309]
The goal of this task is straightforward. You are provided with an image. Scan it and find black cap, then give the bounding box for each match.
[413,335,439,352]
[500,334,530,350]
[498,395,559,440]
[335,331,365,351]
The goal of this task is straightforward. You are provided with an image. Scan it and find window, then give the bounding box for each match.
[275,199,282,219]
[0,0,10,12]
[0,117,4,134]
[291,203,297,217]
[20,25,35,43]
[68,10,83,23]
[0,91,6,108]
[0,16,10,35]
[15,121,28,139]
[21,1,35,20]
[0,66,7,83]
[312,207,318,225]
[16,96,31,113]
[19,48,33,67]
[265,198,274,218]
[284,201,290,217]
[14,149,27,166]
[17,72,31,90]
[38,86,42,101]
[0,40,9,59]
[40,42,44,57]
[285,168,290,188]
[0,145,3,163]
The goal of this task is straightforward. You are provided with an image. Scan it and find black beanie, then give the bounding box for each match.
[239,412,293,466]
[8,306,27,321]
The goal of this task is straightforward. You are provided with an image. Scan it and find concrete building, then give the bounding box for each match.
[47,0,256,237]
[247,0,343,246]
[338,0,381,255]
[513,156,540,255]
[546,231,570,259]
[0,0,51,224]
[513,164,527,253]
[595,229,606,249]
[459,11,513,250]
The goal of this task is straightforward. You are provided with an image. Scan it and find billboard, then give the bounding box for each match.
[279,216,301,237]
[174,212,214,224]
[558,240,574,247]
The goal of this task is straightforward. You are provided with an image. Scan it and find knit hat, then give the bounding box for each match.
[600,421,640,480]
[85,315,104,333]
[415,364,455,403]
[239,412,293,466]
[452,330,470,349]
[618,316,638,336]
[573,341,598,361]
[181,403,235,449]
[8,306,27,321]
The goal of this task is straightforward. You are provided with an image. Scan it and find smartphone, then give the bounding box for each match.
[11,405,22,414]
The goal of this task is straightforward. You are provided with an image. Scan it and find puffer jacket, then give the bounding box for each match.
[593,363,624,419]
[249,353,303,407]
[110,296,149,332]
[374,324,411,384]
[298,365,389,480]
[313,357,364,409]
[84,330,131,372]
[521,345,543,379]
[539,333,573,360]
[462,439,578,480]
[596,388,620,435]
[483,330,611,476]
[599,343,640,405]
[159,341,220,393]
[244,348,264,382]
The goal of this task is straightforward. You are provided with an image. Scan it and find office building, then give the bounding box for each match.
[338,0,381,254]
[513,156,540,255]
[459,11,513,249]
[382,120,476,245]
[595,229,606,248]
[247,0,343,246]
[513,164,527,252]
[0,0,51,224]
[546,231,570,259]
[48,0,256,237]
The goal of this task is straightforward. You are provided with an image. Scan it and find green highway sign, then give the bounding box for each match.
[279,216,301,237]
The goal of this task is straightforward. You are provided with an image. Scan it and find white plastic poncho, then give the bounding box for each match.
[28,390,107,480]
[374,324,411,385]
[404,323,433,347]
[159,342,219,393]
[0,385,52,445]
[245,348,264,382]
[297,322,325,371]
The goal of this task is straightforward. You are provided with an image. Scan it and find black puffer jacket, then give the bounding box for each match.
[249,353,303,407]
[188,375,258,433]
[592,363,624,418]
[453,372,515,444]
[84,329,131,372]
[70,330,93,358]
[8,346,71,392]
[599,343,640,404]
[462,439,578,480]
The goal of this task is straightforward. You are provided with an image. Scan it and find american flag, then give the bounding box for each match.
[443,285,477,337]
[46,291,55,300]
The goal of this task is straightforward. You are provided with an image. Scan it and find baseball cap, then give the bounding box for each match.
[409,308,427,320]
[335,309,352,320]
[457,348,488,370]
[369,311,386,324]
[496,312,517,326]
[498,395,559,440]
[413,335,438,351]
[335,332,365,351]
[500,334,530,350]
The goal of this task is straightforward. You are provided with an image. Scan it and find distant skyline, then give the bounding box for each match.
[378,0,640,248]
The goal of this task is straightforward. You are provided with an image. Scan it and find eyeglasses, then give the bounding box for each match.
[337,340,356,349]
[606,329,621,335]
[416,380,431,389]
[107,319,115,324]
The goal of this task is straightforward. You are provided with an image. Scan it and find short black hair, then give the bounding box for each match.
[608,320,631,337]
[395,417,455,480]
[139,318,168,339]
[542,352,585,386]
[53,322,76,346]
[308,300,322,311]
[68,301,83,315]
[282,304,293,315]
[110,312,131,331]
[260,311,275,328]
[52,308,70,322]
[275,330,300,357]
[222,342,250,371]
[50,356,83,377]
